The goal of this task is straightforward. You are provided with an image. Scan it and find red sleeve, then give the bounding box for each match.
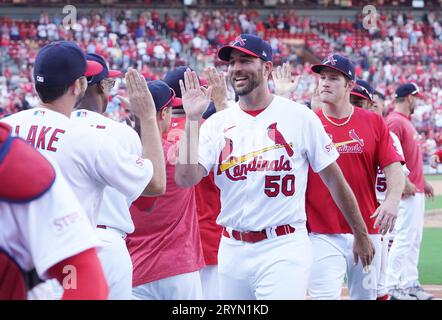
[376,114,404,168]
[386,116,404,144]
[48,248,108,300]
[435,149,442,160]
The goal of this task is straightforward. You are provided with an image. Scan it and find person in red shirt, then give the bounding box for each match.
[126,80,205,300]
[307,54,404,300]
[385,83,435,300]
[163,66,226,300]
[429,149,442,169]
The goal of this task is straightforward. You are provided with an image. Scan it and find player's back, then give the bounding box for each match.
[1,108,152,226]
[71,109,142,234]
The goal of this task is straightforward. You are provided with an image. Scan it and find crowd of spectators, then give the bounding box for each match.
[0,8,441,161]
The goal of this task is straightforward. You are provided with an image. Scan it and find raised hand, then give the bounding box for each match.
[429,154,440,169]
[179,68,212,121]
[204,66,228,111]
[124,68,156,119]
[272,62,299,99]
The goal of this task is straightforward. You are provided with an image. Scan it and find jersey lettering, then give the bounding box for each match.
[22,125,66,152]
[47,129,66,152]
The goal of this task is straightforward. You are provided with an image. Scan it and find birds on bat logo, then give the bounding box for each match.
[217,123,294,181]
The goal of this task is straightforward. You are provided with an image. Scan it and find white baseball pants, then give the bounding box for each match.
[96,227,133,300]
[386,193,425,290]
[132,270,203,300]
[218,226,312,300]
[199,265,220,300]
[308,233,382,300]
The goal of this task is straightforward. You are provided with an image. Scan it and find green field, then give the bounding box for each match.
[419,228,442,285]
[425,174,442,181]
[426,195,442,212]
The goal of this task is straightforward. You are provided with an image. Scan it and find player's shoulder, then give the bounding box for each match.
[354,106,385,125]
[273,96,319,123]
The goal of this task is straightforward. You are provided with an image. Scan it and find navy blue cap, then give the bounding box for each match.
[351,79,374,101]
[395,83,423,99]
[218,34,272,62]
[34,41,103,86]
[311,54,355,81]
[86,53,122,85]
[147,80,176,112]
[163,66,190,98]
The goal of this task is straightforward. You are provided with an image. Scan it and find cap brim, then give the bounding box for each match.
[413,92,424,98]
[108,70,122,78]
[311,64,353,80]
[350,91,371,101]
[84,60,103,77]
[218,45,259,61]
[172,97,182,108]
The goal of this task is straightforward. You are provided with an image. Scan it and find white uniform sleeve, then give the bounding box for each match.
[198,118,216,175]
[25,161,100,280]
[304,111,339,173]
[93,133,153,203]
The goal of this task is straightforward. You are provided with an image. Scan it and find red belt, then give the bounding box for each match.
[222,225,295,243]
[97,225,107,229]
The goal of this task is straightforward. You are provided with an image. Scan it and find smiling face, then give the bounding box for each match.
[227,49,271,97]
[318,67,353,106]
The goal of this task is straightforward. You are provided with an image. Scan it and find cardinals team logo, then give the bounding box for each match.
[324,55,337,65]
[334,129,365,153]
[217,123,294,181]
[232,36,247,46]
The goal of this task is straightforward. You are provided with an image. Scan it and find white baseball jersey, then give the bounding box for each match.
[71,109,142,234]
[0,159,100,279]
[375,131,409,202]
[1,107,153,226]
[198,95,339,231]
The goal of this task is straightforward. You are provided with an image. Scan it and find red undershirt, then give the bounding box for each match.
[241,108,266,117]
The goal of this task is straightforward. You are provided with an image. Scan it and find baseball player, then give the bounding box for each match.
[1,41,165,229]
[127,80,205,300]
[0,122,107,300]
[175,34,374,300]
[307,54,405,300]
[70,53,165,299]
[385,83,435,300]
[351,81,410,300]
[163,65,226,300]
[429,149,442,169]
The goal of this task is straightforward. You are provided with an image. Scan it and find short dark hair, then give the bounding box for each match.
[35,82,72,103]
[373,90,386,100]
[395,96,407,103]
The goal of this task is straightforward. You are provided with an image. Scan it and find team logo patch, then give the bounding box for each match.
[33,110,46,117]
[76,111,88,118]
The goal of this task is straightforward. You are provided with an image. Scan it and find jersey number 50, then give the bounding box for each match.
[264,175,295,197]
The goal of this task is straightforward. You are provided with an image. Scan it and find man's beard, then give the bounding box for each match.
[231,70,262,96]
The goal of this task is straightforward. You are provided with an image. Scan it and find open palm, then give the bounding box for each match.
[179,69,212,121]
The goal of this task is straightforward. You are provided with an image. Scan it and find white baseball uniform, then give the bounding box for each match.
[0,158,100,283]
[198,96,339,299]
[375,131,409,298]
[1,107,153,227]
[70,109,142,300]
